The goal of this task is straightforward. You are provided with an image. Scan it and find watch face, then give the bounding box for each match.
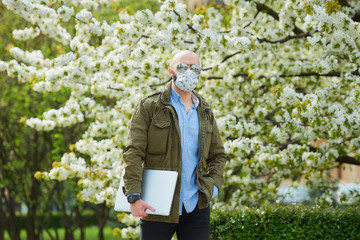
[127,195,140,203]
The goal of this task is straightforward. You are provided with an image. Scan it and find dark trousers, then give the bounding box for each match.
[140,205,210,240]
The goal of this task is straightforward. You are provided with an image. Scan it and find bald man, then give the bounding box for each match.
[122,50,227,240]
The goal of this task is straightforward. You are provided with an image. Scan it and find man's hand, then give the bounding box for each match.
[130,199,155,217]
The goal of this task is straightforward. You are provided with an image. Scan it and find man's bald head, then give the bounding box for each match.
[169,50,200,69]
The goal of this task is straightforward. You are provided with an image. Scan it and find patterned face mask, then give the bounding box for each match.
[174,69,199,91]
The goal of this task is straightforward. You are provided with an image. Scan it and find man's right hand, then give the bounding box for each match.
[130,199,155,217]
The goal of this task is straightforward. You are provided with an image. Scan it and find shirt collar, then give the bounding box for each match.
[170,85,199,107]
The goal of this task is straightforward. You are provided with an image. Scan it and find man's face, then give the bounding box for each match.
[168,53,201,80]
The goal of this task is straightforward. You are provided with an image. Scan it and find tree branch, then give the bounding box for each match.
[259,68,359,79]
[202,32,311,73]
[243,11,260,29]
[233,72,249,78]
[172,9,180,18]
[207,76,223,80]
[339,0,360,21]
[72,16,87,24]
[258,32,311,44]
[309,145,360,166]
[338,0,351,7]
[186,24,202,37]
[149,77,172,87]
[202,52,244,72]
[221,51,243,63]
[336,156,360,165]
[253,1,279,20]
[250,1,305,34]
[207,68,360,81]
[129,34,149,50]
[352,11,360,22]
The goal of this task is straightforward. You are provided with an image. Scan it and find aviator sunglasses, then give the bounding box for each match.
[176,63,202,75]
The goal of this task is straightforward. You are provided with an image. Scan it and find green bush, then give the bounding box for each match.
[210,204,360,240]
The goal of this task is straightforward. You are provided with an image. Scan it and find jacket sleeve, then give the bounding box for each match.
[122,99,152,195]
[206,112,227,190]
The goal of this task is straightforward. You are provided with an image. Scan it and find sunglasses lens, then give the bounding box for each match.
[176,63,188,73]
[176,63,201,74]
[190,65,201,74]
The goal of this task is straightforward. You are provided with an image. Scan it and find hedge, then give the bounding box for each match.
[210,204,360,240]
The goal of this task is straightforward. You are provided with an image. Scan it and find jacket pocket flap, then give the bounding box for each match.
[153,120,171,128]
[206,124,213,132]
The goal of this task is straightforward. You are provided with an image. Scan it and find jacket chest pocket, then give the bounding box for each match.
[203,124,213,159]
[147,119,171,155]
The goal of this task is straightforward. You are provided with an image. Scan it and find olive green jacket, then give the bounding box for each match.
[122,82,227,223]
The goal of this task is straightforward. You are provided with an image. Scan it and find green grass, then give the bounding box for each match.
[4,226,124,240]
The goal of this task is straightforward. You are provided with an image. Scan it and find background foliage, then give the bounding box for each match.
[210,204,360,240]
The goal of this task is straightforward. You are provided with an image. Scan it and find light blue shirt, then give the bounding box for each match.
[170,86,218,215]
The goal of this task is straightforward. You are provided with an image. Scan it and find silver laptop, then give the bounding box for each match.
[114,169,178,216]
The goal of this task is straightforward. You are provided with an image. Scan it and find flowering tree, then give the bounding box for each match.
[2,0,360,237]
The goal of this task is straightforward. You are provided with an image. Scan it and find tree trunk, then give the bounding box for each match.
[26,201,42,240]
[47,184,60,240]
[0,205,4,240]
[74,206,85,240]
[0,138,20,240]
[61,201,74,240]
[47,210,60,240]
[4,195,21,240]
[97,203,109,240]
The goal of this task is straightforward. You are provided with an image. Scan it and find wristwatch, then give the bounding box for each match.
[127,193,141,204]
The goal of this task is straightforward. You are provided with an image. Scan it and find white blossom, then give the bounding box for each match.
[12,27,40,40]
[57,5,74,22]
[75,9,92,23]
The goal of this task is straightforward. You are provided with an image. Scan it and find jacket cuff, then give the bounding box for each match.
[126,193,141,197]
[211,174,224,190]
[124,181,142,196]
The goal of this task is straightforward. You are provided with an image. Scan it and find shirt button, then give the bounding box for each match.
[184,140,187,143]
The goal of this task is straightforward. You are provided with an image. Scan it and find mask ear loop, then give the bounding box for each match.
[170,68,177,81]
